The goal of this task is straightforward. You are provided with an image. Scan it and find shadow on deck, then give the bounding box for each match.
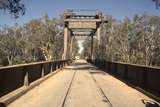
[64,62,98,70]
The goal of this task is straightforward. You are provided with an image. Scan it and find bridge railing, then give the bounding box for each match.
[0,59,70,98]
[87,59,160,101]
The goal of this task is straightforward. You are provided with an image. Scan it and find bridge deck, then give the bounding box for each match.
[8,60,158,107]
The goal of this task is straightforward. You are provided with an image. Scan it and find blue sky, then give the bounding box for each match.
[0,0,160,26]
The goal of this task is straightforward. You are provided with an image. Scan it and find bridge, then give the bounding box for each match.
[0,10,160,107]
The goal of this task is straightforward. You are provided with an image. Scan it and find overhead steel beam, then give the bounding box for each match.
[72,31,91,35]
[64,19,102,22]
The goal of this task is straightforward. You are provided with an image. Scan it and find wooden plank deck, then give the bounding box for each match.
[8,60,159,107]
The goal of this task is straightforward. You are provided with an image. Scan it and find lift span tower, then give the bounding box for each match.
[63,10,108,59]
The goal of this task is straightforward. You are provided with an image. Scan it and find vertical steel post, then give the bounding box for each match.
[70,36,73,59]
[96,24,101,59]
[24,69,29,87]
[63,27,68,59]
[91,35,94,60]
[97,26,101,46]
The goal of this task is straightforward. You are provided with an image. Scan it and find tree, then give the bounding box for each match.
[0,15,71,66]
[0,0,25,18]
[152,0,160,9]
[82,14,160,67]
[0,25,26,65]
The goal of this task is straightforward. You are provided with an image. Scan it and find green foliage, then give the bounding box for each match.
[82,14,160,67]
[0,15,65,66]
[0,0,25,18]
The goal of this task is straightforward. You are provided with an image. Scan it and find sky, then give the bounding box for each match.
[0,0,160,26]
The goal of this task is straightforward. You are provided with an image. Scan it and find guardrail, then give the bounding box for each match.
[0,59,70,97]
[87,59,160,100]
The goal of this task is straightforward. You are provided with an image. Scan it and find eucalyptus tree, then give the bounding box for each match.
[82,14,160,67]
[0,25,26,65]
[0,0,25,18]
